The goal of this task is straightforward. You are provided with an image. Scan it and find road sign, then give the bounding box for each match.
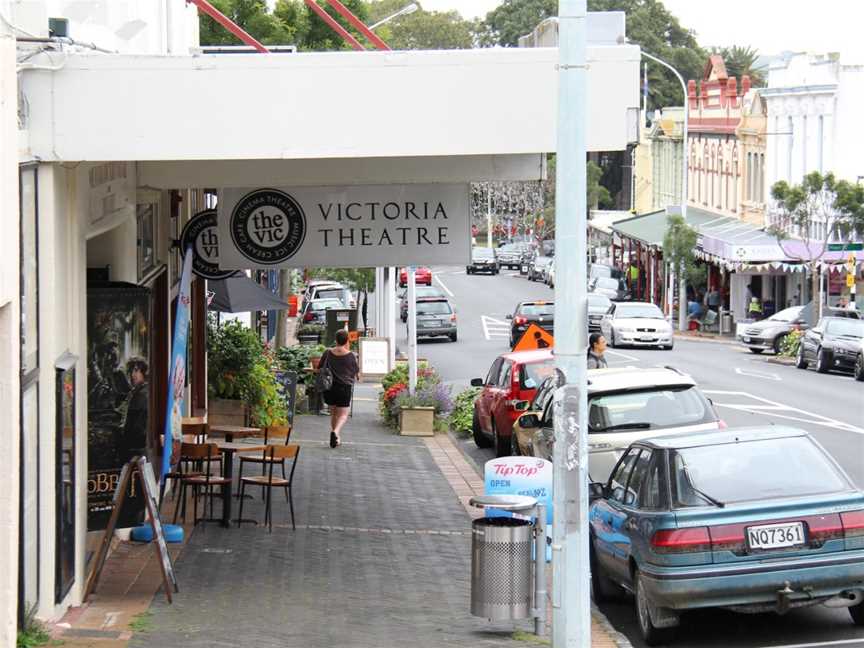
[513,324,554,351]
[827,243,863,252]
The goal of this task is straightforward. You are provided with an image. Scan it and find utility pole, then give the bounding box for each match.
[406,267,418,394]
[552,1,590,646]
[486,182,493,249]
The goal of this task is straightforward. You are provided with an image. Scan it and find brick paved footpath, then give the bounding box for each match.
[58,383,626,648]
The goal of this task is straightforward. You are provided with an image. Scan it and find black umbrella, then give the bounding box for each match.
[208,275,291,313]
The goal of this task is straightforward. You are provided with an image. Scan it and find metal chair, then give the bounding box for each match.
[173,443,230,525]
[237,444,300,533]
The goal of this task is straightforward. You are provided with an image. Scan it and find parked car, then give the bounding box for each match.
[857,338,864,382]
[301,297,345,324]
[497,243,530,270]
[507,300,555,348]
[301,280,342,310]
[590,263,624,281]
[466,247,499,275]
[796,316,864,374]
[310,284,355,309]
[589,276,631,301]
[545,264,555,289]
[513,367,722,479]
[399,267,432,286]
[471,349,556,456]
[741,303,860,354]
[399,285,447,321]
[600,301,673,350]
[588,293,612,331]
[413,297,457,342]
[528,256,553,282]
[589,427,864,645]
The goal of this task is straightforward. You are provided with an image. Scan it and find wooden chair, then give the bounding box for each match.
[236,425,293,493]
[173,443,231,525]
[237,444,300,533]
[159,435,207,510]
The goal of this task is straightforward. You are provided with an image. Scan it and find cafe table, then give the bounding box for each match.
[207,424,262,443]
[215,441,265,527]
[181,415,207,426]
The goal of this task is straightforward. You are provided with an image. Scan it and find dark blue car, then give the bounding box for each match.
[589,427,864,645]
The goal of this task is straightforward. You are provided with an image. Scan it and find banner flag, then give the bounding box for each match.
[161,247,193,482]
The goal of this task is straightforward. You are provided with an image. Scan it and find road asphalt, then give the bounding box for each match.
[385,265,864,648]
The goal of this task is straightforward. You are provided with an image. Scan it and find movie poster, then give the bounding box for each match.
[86,283,151,531]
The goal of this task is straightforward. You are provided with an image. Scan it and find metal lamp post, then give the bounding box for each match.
[641,50,689,331]
[368,2,418,30]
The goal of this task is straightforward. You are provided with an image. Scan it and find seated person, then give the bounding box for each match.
[687,299,703,319]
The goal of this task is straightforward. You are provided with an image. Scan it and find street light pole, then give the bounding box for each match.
[641,50,689,331]
[552,1,590,646]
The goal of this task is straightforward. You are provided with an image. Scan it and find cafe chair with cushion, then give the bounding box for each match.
[236,424,293,493]
[237,444,300,533]
[173,442,231,526]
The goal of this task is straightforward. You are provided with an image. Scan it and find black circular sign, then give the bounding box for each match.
[229,188,306,265]
[180,209,236,280]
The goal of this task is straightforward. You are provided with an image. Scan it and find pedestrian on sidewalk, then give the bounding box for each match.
[321,329,359,448]
[587,332,608,369]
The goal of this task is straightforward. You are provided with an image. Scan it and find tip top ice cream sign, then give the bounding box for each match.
[215,184,471,270]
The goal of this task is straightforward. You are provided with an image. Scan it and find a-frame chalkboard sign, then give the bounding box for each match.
[84,456,179,602]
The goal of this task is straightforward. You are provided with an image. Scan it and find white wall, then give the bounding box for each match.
[86,218,138,283]
[20,45,640,163]
[0,4,21,643]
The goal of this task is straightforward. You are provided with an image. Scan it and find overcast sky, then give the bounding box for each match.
[422,0,864,60]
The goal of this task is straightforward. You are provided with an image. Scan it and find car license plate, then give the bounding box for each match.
[742,336,751,342]
[746,522,805,550]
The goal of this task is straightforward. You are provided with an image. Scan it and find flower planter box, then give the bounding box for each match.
[399,406,435,436]
[208,398,249,427]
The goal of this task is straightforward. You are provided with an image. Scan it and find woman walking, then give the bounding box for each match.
[320,329,359,448]
[587,332,609,369]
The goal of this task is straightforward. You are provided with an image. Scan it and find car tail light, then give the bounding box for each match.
[514,316,528,326]
[808,514,844,546]
[303,312,314,322]
[841,511,864,538]
[708,524,746,553]
[450,314,457,322]
[651,527,711,553]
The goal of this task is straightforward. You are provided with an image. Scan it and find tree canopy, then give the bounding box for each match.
[711,45,766,87]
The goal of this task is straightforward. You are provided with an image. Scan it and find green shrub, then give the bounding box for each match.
[276,344,326,384]
[449,387,481,437]
[780,329,803,357]
[378,363,441,429]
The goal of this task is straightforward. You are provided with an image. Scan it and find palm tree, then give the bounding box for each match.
[713,45,766,87]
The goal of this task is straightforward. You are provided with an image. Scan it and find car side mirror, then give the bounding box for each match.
[514,400,530,411]
[506,314,513,320]
[470,378,484,387]
[517,413,540,428]
[589,482,606,500]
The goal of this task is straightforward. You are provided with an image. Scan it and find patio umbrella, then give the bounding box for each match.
[208,275,291,313]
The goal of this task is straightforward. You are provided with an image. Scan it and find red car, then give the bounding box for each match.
[471,349,556,457]
[399,267,432,287]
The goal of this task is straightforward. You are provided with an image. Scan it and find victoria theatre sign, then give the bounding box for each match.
[217,184,471,269]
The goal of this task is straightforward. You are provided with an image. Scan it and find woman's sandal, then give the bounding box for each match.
[329,431,338,448]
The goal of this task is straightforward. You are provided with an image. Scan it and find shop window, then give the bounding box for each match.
[55,353,77,603]
[136,190,160,282]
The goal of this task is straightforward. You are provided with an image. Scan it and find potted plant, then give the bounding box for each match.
[297,323,325,345]
[378,365,452,436]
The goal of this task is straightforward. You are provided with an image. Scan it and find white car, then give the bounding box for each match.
[518,367,724,482]
[599,301,673,349]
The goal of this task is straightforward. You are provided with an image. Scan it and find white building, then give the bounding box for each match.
[2,2,640,642]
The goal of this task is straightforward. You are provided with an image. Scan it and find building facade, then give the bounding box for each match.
[650,106,684,211]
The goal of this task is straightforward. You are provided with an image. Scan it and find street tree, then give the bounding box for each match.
[479,0,556,46]
[711,45,766,87]
[768,172,864,306]
[663,213,707,328]
[377,9,476,50]
[199,0,295,45]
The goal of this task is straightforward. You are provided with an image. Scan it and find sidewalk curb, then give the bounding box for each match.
[675,332,738,346]
[444,432,633,648]
[762,356,797,366]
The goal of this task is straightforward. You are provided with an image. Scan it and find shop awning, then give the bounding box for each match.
[610,209,667,246]
[208,276,290,313]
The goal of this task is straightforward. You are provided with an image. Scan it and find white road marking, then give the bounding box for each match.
[758,640,864,648]
[433,274,454,297]
[703,390,864,434]
[606,349,641,362]
[481,315,511,341]
[734,367,781,381]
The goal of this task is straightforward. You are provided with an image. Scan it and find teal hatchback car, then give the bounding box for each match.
[589,427,864,645]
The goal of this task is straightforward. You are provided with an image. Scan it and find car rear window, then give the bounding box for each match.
[316,288,345,301]
[595,277,620,290]
[417,301,452,315]
[615,304,665,319]
[826,318,864,337]
[521,359,557,389]
[671,436,849,507]
[588,386,715,433]
[518,303,555,317]
[311,299,343,310]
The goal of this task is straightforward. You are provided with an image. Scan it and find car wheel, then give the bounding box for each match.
[492,420,511,458]
[816,348,830,374]
[472,408,492,449]
[635,569,678,646]
[856,354,864,382]
[748,347,763,354]
[467,268,472,275]
[590,543,621,603]
[449,332,457,343]
[773,334,787,355]
[796,344,809,369]
[849,599,864,625]
[609,331,618,348]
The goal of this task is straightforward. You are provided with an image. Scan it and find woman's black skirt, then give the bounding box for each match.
[323,380,352,407]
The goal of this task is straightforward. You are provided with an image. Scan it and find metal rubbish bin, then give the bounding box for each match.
[469,494,538,621]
